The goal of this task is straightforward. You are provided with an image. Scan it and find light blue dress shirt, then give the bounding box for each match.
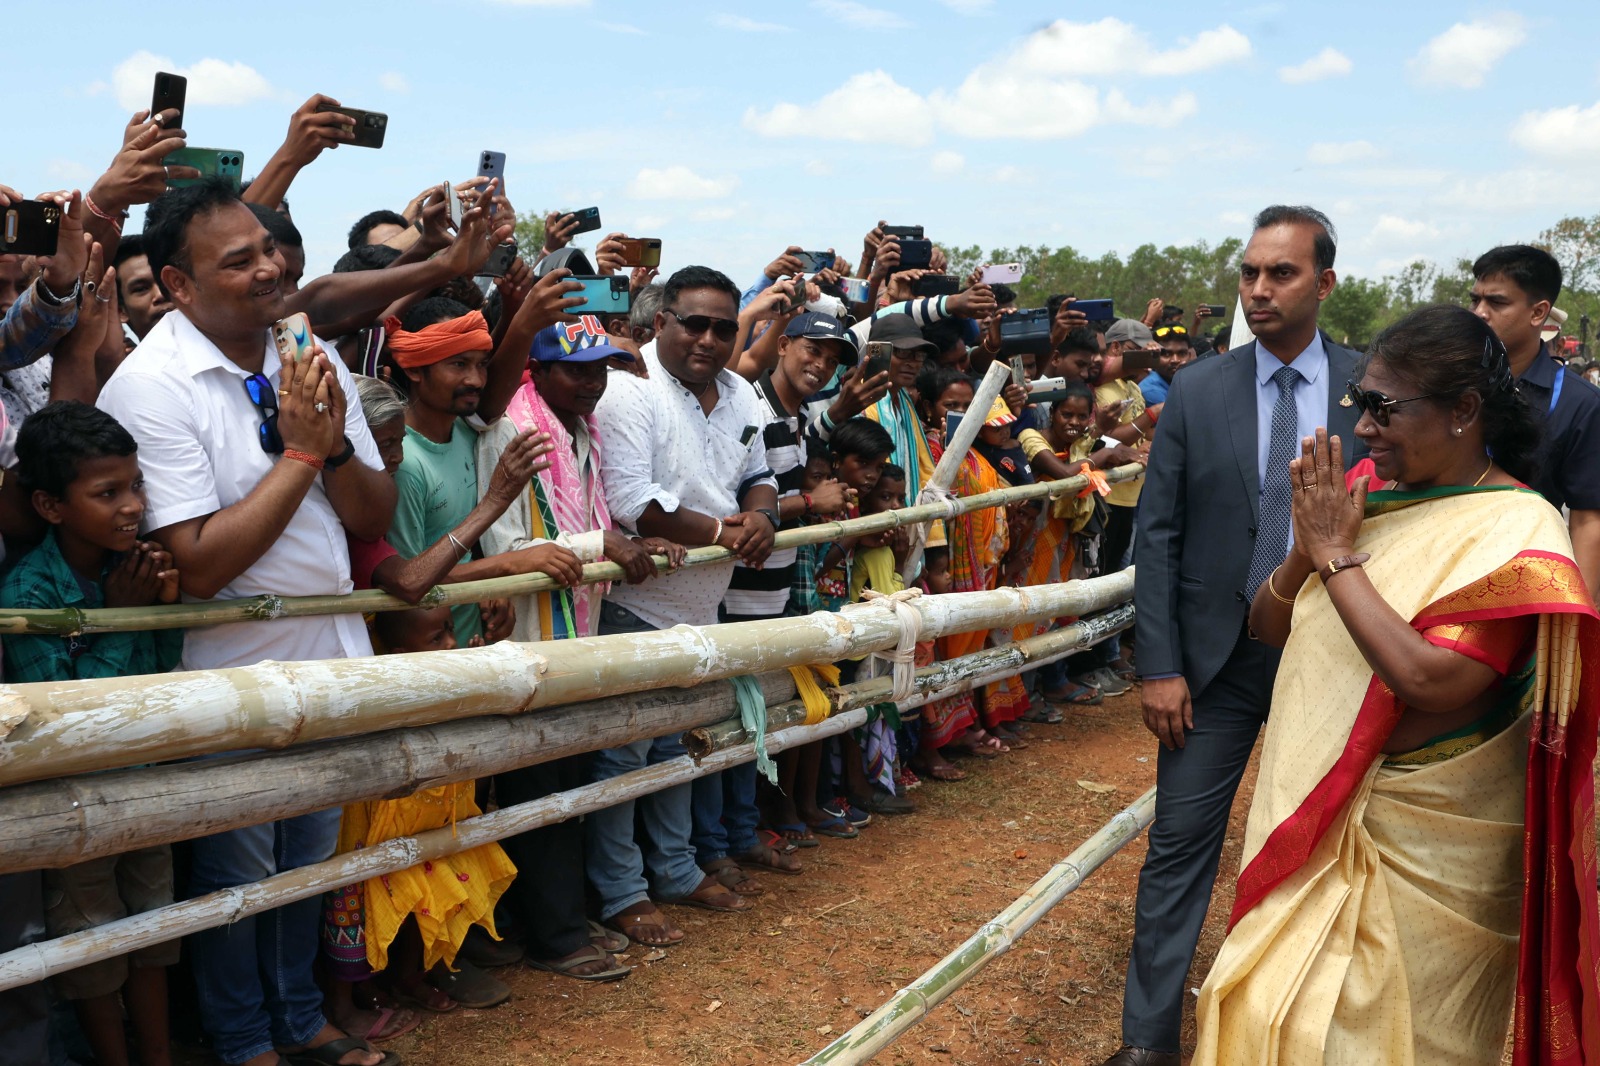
[1254,334,1329,550]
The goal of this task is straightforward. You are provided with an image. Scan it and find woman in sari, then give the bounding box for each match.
[1194,305,1600,1065]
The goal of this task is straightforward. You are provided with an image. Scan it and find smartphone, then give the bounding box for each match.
[477,243,518,279]
[998,307,1051,356]
[1070,298,1115,321]
[897,238,934,271]
[883,225,923,240]
[616,237,662,268]
[981,262,1024,285]
[1121,347,1160,372]
[1200,303,1227,317]
[1010,356,1027,387]
[272,312,315,364]
[444,181,462,231]
[151,71,186,129]
[566,275,631,317]
[862,340,894,381]
[794,250,834,273]
[314,103,387,148]
[840,277,870,304]
[912,273,960,298]
[781,276,810,314]
[0,201,60,256]
[564,207,602,236]
[475,150,506,216]
[164,148,245,192]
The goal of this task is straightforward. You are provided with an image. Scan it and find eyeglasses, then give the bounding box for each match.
[244,374,284,453]
[1153,324,1188,338]
[666,310,740,342]
[1345,381,1449,427]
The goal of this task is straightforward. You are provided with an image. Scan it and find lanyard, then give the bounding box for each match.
[1549,359,1564,416]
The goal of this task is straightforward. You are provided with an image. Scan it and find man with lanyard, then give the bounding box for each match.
[1471,245,1600,594]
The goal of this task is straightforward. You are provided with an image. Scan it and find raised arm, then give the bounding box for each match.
[242,95,355,211]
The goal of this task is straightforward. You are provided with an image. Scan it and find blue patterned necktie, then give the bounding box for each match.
[1246,365,1301,597]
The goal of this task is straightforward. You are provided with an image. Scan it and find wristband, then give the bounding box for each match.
[325,436,356,469]
[83,194,127,225]
[801,492,814,515]
[35,276,80,308]
[1146,406,1160,426]
[283,449,325,471]
[756,507,780,531]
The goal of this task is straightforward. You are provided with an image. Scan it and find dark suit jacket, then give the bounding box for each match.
[1133,339,1366,699]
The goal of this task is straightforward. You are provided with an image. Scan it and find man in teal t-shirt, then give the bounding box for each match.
[391,414,484,644]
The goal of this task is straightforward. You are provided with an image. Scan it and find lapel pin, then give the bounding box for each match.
[1338,395,1353,407]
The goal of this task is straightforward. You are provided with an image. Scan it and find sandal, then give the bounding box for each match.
[703,856,764,896]
[804,813,858,839]
[1046,681,1103,709]
[604,905,684,948]
[915,761,967,782]
[736,841,803,876]
[390,975,456,1014]
[661,876,755,913]
[284,1037,399,1066]
[770,822,820,848]
[527,944,630,983]
[1022,703,1067,724]
[950,730,1007,758]
[357,1007,418,1044]
[587,919,629,954]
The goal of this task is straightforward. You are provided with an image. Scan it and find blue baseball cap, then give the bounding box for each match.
[783,311,859,366]
[529,318,635,363]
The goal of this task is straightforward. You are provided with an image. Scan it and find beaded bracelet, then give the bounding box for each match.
[283,449,325,471]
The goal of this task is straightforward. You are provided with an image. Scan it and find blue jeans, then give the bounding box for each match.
[690,762,760,864]
[188,808,340,1064]
[586,602,703,919]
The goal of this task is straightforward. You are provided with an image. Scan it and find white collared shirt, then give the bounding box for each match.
[1254,333,1330,554]
[97,310,385,671]
[595,342,775,629]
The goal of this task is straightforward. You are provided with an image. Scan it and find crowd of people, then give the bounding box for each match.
[1,91,1597,1066]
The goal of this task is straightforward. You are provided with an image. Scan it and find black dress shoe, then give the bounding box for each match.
[1100,1047,1180,1066]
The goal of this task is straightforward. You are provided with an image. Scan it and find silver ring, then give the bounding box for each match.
[314,402,328,414]
[163,165,171,179]
[94,294,111,304]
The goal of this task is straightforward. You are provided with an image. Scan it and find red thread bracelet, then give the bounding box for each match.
[283,449,325,471]
[802,492,814,514]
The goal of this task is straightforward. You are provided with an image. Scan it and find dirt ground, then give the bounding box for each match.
[366,688,1259,1066]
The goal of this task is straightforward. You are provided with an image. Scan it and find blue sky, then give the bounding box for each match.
[11,1,1600,290]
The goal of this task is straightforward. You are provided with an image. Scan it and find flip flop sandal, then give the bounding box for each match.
[284,1037,400,1066]
[1022,703,1067,724]
[661,880,754,913]
[527,944,631,983]
[736,842,804,876]
[358,1006,419,1044]
[391,977,457,1014]
[1046,682,1103,708]
[703,856,764,896]
[427,960,511,1009]
[604,908,684,948]
[587,919,629,954]
[804,814,858,839]
[765,824,819,849]
[917,763,967,782]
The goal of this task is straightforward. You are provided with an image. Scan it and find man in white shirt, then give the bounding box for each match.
[590,266,779,949]
[97,179,394,1066]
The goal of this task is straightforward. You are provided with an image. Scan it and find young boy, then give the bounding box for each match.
[1,400,182,1066]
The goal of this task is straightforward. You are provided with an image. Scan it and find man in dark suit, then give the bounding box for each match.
[1102,205,1364,1066]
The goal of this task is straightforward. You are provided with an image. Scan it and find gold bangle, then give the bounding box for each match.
[1265,566,1295,605]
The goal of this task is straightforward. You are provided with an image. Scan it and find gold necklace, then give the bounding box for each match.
[1472,461,1493,487]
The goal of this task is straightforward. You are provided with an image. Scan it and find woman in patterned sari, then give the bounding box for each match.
[1194,306,1600,1065]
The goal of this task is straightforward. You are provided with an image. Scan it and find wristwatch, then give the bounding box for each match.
[1319,553,1370,583]
[755,507,780,531]
[325,436,356,469]
[35,276,80,308]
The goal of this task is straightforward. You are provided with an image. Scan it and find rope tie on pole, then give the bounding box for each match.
[859,587,923,703]
[729,674,777,784]
[787,663,840,725]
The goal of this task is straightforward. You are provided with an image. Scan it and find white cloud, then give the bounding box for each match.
[939,0,993,11]
[1306,139,1379,165]
[1008,18,1251,78]
[933,68,1194,140]
[112,51,275,110]
[804,160,833,176]
[1278,47,1352,84]
[1368,215,1441,245]
[1511,101,1600,161]
[379,71,409,94]
[712,13,790,31]
[812,0,909,30]
[744,70,935,146]
[1409,13,1527,89]
[595,21,646,34]
[930,150,965,175]
[627,165,739,200]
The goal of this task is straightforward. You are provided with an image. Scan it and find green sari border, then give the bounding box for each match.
[1364,482,1540,518]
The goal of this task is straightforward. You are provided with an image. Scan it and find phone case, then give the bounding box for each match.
[151,71,186,128]
[272,313,315,363]
[476,243,518,278]
[796,250,833,273]
[477,150,505,182]
[981,263,1024,284]
[618,238,662,268]
[317,104,387,148]
[840,278,870,303]
[566,275,631,317]
[0,201,61,256]
[897,239,933,270]
[164,148,244,192]
[567,207,602,235]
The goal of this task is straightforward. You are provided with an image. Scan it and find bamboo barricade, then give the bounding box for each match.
[804,786,1160,1065]
[0,464,1144,636]
[0,603,1135,992]
[0,572,1134,788]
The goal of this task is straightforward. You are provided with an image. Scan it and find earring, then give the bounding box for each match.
[1454,427,1463,436]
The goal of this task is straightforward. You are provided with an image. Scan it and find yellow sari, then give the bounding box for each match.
[1194,485,1600,1066]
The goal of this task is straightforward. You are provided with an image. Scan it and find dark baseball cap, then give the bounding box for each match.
[869,313,939,356]
[784,311,859,365]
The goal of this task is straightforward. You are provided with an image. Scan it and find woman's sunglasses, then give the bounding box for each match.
[1344,381,1449,427]
[244,373,284,453]
[666,310,740,343]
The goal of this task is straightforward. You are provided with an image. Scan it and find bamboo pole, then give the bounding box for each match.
[683,603,1135,759]
[0,703,876,993]
[803,786,1159,1065]
[0,572,1133,787]
[0,672,797,873]
[0,466,1143,636]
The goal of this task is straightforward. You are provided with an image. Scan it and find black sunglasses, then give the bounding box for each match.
[666,310,740,342]
[244,373,284,453]
[1345,380,1449,428]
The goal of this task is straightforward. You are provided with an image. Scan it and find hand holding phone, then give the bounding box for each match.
[0,201,60,256]
[314,102,387,148]
[862,340,894,381]
[163,149,245,192]
[981,263,1025,285]
[616,237,662,268]
[151,72,187,131]
[273,313,315,364]
[562,207,603,236]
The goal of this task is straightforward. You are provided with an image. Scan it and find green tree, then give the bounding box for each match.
[1537,215,1600,294]
[1321,275,1387,347]
[514,209,548,264]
